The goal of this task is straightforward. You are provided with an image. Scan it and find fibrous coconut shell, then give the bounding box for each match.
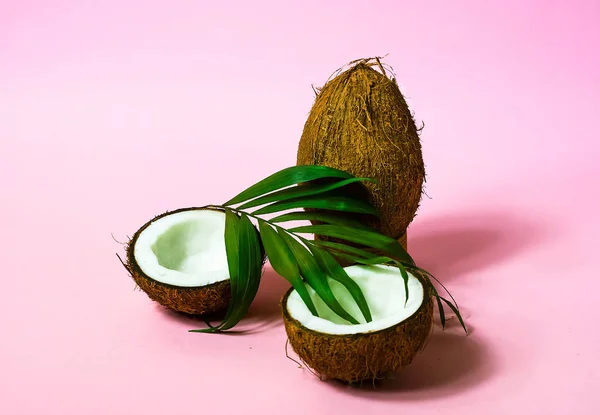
[282,274,434,383]
[297,58,425,246]
[121,207,232,316]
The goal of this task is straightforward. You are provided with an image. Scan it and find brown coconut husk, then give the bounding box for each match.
[282,271,434,383]
[297,57,425,243]
[120,207,234,315]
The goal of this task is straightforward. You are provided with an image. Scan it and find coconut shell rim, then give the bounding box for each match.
[281,271,433,340]
[125,206,231,291]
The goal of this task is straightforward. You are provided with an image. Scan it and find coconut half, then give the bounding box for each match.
[124,207,235,315]
[282,264,433,383]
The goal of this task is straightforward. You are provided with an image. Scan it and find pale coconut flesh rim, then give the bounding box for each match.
[286,264,425,335]
[133,209,229,287]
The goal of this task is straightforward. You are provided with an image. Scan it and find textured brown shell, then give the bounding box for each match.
[123,207,232,315]
[282,275,434,383]
[297,60,425,240]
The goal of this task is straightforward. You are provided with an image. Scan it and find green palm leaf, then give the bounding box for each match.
[325,251,363,265]
[308,245,372,323]
[277,229,359,324]
[224,165,354,206]
[289,224,414,265]
[223,209,240,289]
[191,212,262,332]
[270,211,372,230]
[252,196,379,217]
[310,240,377,262]
[423,275,468,334]
[220,213,263,330]
[395,261,411,306]
[258,220,318,316]
[350,255,410,305]
[194,209,240,332]
[439,298,466,332]
[238,177,376,210]
[435,295,445,329]
[175,164,466,336]
[353,256,395,265]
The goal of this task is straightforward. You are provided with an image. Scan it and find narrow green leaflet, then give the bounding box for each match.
[224,165,354,206]
[418,270,467,334]
[421,268,461,311]
[192,209,241,332]
[426,281,445,328]
[308,245,372,323]
[310,240,377,260]
[395,261,410,306]
[325,251,364,265]
[238,177,376,210]
[190,212,262,333]
[271,211,372,230]
[277,229,359,324]
[435,294,446,329]
[223,209,240,288]
[289,224,414,265]
[258,220,318,316]
[353,255,395,265]
[211,209,241,330]
[439,298,467,332]
[252,196,379,217]
[217,213,263,330]
[349,255,410,305]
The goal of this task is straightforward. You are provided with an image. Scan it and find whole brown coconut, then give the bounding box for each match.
[297,58,425,248]
[121,207,263,316]
[282,265,434,383]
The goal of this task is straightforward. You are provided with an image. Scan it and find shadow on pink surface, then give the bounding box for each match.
[408,211,544,281]
[316,210,544,398]
[320,327,493,399]
[154,267,290,334]
[240,268,292,330]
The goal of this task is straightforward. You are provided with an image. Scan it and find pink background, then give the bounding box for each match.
[1,1,599,414]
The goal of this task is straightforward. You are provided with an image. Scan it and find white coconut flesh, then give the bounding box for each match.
[286,264,425,335]
[133,210,229,287]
